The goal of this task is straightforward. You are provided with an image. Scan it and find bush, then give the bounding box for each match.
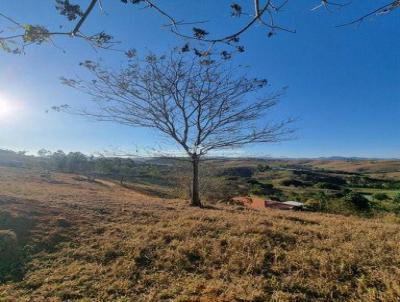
[304,199,322,211]
[373,192,390,201]
[202,177,247,202]
[248,180,274,196]
[249,184,264,196]
[279,178,304,187]
[0,230,17,256]
[315,182,341,190]
[220,166,254,178]
[394,193,400,203]
[344,192,370,210]
[247,178,260,185]
[257,164,270,172]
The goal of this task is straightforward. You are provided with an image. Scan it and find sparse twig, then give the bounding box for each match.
[337,1,400,27]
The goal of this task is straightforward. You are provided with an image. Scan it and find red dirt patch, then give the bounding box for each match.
[232,196,300,210]
[232,196,267,209]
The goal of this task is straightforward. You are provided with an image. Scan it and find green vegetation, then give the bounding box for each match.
[373,192,390,201]
[344,192,371,210]
[0,229,17,257]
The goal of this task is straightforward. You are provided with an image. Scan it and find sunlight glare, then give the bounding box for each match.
[0,95,15,119]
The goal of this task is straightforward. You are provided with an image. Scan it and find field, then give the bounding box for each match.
[1,166,400,301]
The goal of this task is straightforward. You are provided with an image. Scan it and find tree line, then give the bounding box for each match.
[37,149,153,185]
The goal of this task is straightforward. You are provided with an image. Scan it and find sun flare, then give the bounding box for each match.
[0,96,15,118]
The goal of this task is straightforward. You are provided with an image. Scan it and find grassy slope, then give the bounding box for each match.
[0,167,400,302]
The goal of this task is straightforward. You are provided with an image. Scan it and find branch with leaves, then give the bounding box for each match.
[0,0,116,54]
[0,0,292,56]
[2,1,398,56]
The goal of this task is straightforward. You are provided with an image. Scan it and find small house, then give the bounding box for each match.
[265,200,304,210]
[281,201,304,209]
[232,196,304,211]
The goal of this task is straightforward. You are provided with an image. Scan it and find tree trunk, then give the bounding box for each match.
[191,156,202,207]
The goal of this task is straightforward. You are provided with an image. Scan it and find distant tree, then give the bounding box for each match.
[257,164,270,172]
[95,157,116,175]
[315,182,341,190]
[58,51,292,207]
[315,191,328,210]
[221,167,255,178]
[50,150,68,171]
[94,156,136,184]
[305,199,323,211]
[0,1,398,55]
[373,192,390,201]
[37,148,52,157]
[248,180,275,196]
[344,192,370,210]
[280,178,304,187]
[66,152,89,173]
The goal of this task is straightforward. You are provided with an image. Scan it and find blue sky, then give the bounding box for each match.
[0,1,399,158]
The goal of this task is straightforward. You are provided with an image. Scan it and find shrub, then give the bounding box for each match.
[333,188,351,199]
[372,192,390,201]
[315,182,341,190]
[248,181,274,196]
[344,192,370,210]
[249,184,266,196]
[304,199,322,211]
[302,192,328,211]
[394,193,400,203]
[257,164,270,172]
[280,178,304,187]
[202,176,248,202]
[0,230,17,257]
[220,166,254,178]
[247,178,260,185]
[269,190,286,201]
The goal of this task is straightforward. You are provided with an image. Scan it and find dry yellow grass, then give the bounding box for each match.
[0,166,400,302]
[308,160,400,175]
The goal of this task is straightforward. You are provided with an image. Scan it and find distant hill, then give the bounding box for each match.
[1,148,399,180]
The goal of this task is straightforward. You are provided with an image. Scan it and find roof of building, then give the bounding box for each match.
[264,200,295,210]
[231,197,304,210]
[281,201,304,207]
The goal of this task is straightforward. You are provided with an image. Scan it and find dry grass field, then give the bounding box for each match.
[307,160,400,178]
[1,166,400,301]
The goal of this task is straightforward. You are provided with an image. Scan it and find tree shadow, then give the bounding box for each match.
[0,196,74,283]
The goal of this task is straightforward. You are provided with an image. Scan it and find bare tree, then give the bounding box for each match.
[58,51,292,207]
[1,1,398,55]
